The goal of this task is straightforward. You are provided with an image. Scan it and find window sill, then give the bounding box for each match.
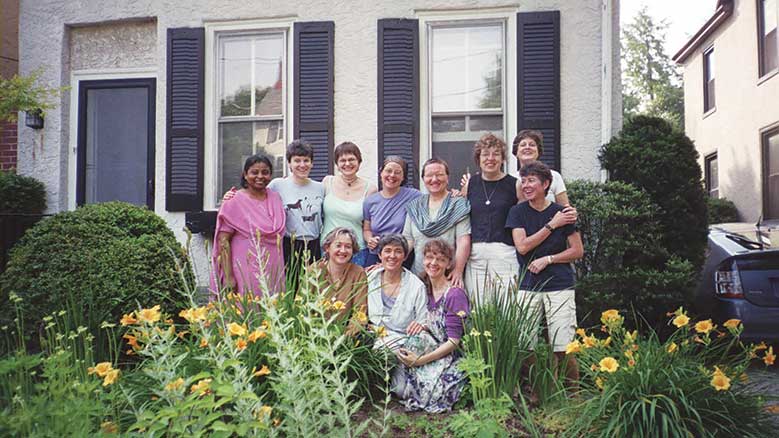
[758,69,779,86]
[703,107,717,119]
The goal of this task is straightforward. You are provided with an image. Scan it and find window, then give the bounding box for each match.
[216,31,286,204]
[759,0,779,77]
[703,47,716,112]
[705,153,719,198]
[429,22,505,185]
[764,127,779,219]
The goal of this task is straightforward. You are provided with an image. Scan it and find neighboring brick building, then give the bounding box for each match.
[1,0,19,171]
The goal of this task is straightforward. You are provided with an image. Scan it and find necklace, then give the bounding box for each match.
[341,174,358,187]
[481,175,499,205]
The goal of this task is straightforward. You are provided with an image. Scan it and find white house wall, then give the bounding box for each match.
[681,0,779,222]
[18,0,619,285]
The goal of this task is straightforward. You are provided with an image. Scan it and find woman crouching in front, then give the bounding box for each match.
[317,227,368,335]
[367,234,428,348]
[394,239,469,413]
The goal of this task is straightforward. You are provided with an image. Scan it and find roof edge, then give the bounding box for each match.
[672,0,733,64]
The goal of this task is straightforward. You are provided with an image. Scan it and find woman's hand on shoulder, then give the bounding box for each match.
[222,186,238,202]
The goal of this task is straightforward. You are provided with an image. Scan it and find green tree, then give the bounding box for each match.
[622,7,684,129]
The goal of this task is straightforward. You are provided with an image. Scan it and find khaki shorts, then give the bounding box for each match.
[518,289,577,352]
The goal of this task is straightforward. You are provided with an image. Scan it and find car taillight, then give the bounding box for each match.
[715,260,744,298]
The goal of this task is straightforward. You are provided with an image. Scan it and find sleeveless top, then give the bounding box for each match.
[321,177,369,249]
[467,173,518,246]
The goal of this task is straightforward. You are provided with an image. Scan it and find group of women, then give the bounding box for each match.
[210,130,584,413]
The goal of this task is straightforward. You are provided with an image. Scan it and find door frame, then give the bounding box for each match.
[75,77,156,208]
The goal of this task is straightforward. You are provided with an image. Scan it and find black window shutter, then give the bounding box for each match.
[166,27,205,212]
[378,19,419,188]
[517,11,560,171]
[294,21,334,181]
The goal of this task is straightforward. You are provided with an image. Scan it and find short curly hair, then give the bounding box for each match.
[321,227,360,260]
[473,133,507,166]
[512,129,544,158]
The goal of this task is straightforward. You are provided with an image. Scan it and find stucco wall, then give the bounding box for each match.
[18,0,618,284]
[682,0,779,222]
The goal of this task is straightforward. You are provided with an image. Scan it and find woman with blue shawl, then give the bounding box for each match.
[402,158,471,288]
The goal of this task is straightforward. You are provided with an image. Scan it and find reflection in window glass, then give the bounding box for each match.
[432,24,503,112]
[767,130,779,219]
[703,48,715,112]
[219,33,284,117]
[761,0,778,74]
[218,120,285,202]
[216,31,286,206]
[430,22,504,187]
[705,154,718,198]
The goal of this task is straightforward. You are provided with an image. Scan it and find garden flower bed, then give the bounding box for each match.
[0,249,776,437]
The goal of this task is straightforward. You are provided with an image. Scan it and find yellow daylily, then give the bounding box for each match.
[253,364,271,377]
[190,378,212,396]
[136,305,162,324]
[600,309,621,325]
[227,322,247,337]
[103,369,120,386]
[672,314,690,328]
[694,319,715,335]
[565,340,581,355]
[331,300,346,311]
[667,342,678,353]
[165,377,185,392]
[599,357,620,373]
[247,329,267,343]
[88,362,114,377]
[257,405,273,420]
[710,367,731,391]
[119,313,137,326]
[723,319,741,330]
[235,337,248,351]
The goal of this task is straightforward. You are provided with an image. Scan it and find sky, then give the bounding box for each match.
[621,0,719,58]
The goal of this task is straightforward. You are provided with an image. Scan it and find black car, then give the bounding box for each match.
[696,222,779,342]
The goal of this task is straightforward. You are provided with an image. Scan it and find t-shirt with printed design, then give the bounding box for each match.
[268,177,324,240]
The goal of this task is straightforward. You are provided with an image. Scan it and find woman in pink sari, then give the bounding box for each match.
[212,154,286,297]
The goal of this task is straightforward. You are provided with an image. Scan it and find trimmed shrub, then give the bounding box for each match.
[0,170,46,214]
[568,180,696,327]
[708,197,740,224]
[0,202,189,355]
[599,115,708,272]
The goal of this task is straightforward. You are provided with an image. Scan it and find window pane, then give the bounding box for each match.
[219,33,285,117]
[704,50,715,111]
[762,0,779,72]
[254,34,284,116]
[431,24,503,112]
[218,120,285,204]
[432,115,503,188]
[707,156,719,198]
[220,37,252,117]
[768,131,779,219]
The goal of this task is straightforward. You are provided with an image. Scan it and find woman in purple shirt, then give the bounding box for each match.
[362,156,422,267]
[394,239,469,413]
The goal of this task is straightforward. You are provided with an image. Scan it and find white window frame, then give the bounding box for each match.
[204,18,295,210]
[418,7,518,185]
[67,68,158,211]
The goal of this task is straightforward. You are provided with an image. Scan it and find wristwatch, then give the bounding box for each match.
[544,223,554,232]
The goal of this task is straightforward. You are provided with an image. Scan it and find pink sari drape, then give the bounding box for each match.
[211,189,286,297]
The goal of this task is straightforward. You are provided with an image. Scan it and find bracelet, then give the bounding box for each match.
[547,255,554,264]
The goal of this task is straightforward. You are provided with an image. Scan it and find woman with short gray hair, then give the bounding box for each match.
[367,234,428,349]
[316,227,368,334]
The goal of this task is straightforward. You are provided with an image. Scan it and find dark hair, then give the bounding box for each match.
[473,133,507,166]
[322,227,359,261]
[377,234,409,259]
[518,160,552,195]
[240,154,273,188]
[512,129,544,158]
[421,157,450,177]
[286,139,314,162]
[418,239,454,299]
[334,141,363,164]
[379,155,408,185]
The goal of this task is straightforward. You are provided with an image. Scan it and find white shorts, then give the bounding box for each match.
[465,242,519,304]
[518,289,577,352]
